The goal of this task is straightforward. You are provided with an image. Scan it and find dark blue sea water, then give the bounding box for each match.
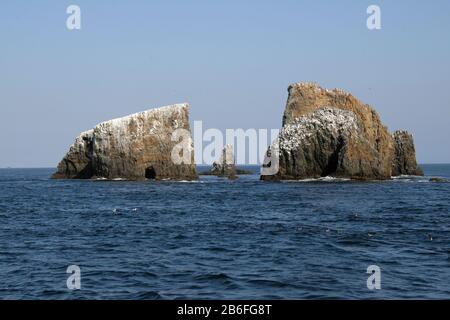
[0,165,449,299]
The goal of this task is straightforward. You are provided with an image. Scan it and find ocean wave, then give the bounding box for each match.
[392,175,444,183]
[391,175,423,180]
[2,166,450,299]
[284,176,351,183]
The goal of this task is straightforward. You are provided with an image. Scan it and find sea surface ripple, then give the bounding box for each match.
[0,165,449,299]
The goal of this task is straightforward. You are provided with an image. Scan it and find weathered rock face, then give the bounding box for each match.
[53,104,197,180]
[211,144,236,179]
[392,130,423,176]
[262,82,422,180]
[53,129,95,179]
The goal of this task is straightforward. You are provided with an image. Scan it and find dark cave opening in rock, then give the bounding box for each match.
[145,166,157,179]
[321,138,344,177]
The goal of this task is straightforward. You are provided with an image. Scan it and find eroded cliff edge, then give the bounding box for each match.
[52,103,197,180]
[261,83,422,180]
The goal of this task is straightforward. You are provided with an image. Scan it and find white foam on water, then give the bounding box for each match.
[392,175,434,183]
[392,175,420,179]
[283,176,351,183]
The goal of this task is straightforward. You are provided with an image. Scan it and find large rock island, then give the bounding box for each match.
[262,83,422,180]
[52,103,197,180]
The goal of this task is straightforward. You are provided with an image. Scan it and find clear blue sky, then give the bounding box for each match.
[1,0,449,167]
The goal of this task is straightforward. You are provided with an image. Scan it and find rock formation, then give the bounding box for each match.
[429,177,448,183]
[52,103,197,180]
[211,144,236,179]
[261,82,422,180]
[391,130,423,176]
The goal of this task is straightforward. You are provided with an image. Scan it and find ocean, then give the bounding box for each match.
[0,165,449,299]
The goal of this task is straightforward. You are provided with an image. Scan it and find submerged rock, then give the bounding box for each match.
[429,177,448,183]
[391,130,423,176]
[52,103,197,180]
[262,82,422,180]
[210,144,237,179]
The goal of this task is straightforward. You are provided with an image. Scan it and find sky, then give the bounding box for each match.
[1,0,450,167]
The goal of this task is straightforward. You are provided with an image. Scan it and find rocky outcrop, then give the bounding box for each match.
[53,103,197,180]
[53,129,95,179]
[429,177,448,183]
[211,144,236,179]
[392,130,423,176]
[262,82,422,180]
